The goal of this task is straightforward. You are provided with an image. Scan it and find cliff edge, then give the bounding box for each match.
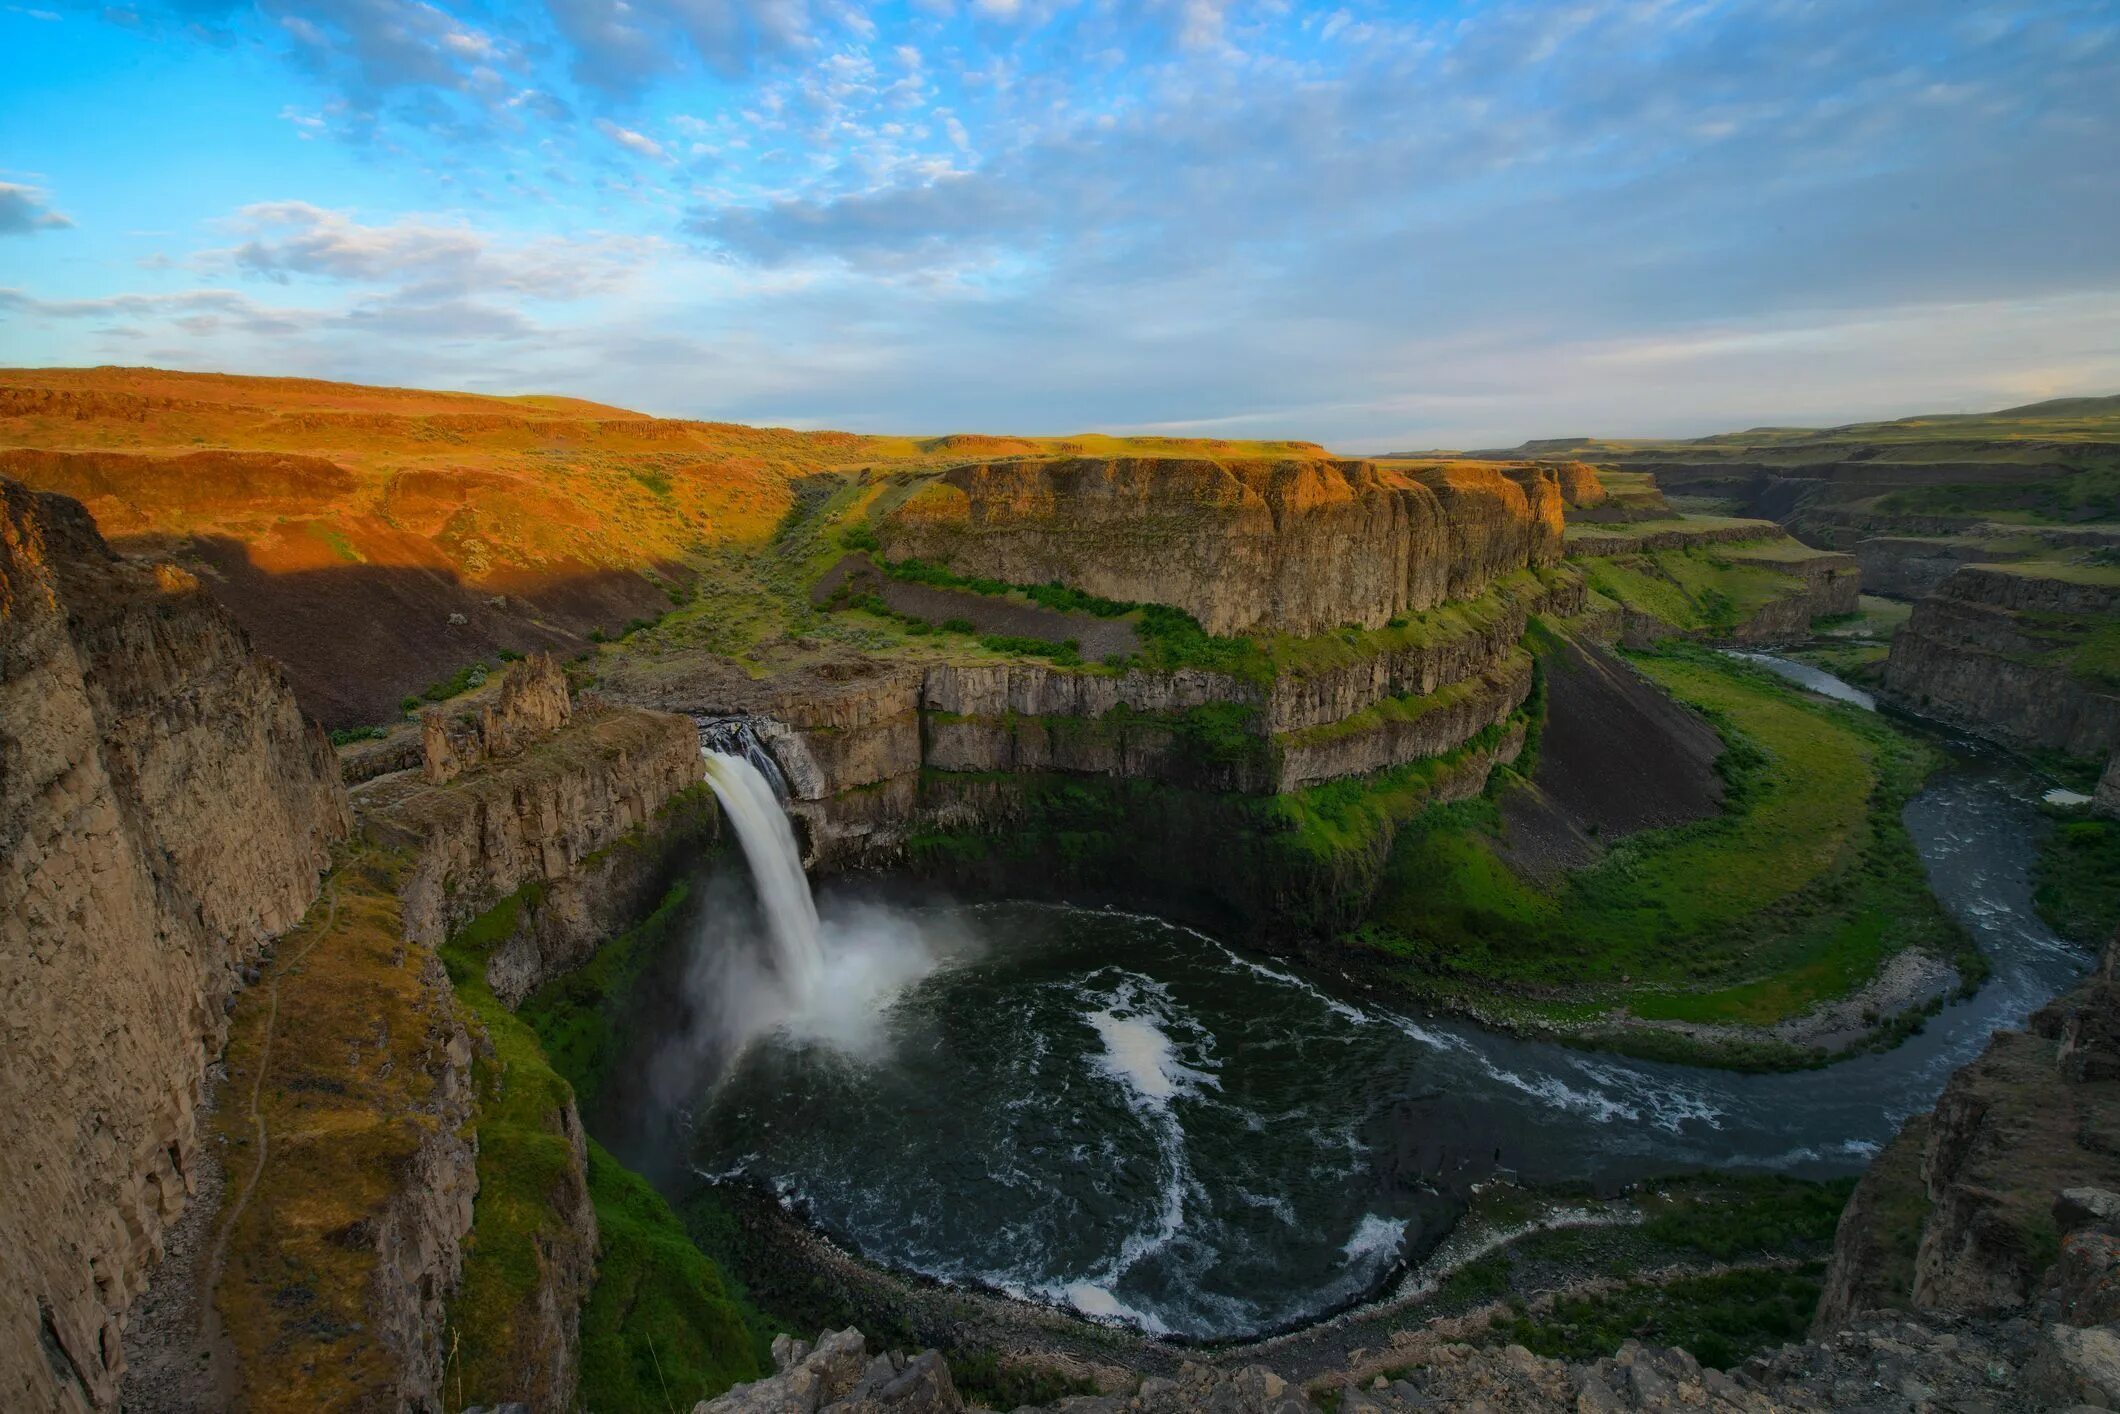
[0,478,348,1411]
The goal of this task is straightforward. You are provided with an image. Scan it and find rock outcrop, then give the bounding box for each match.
[1882,565,2120,757]
[1554,461,1607,509]
[697,1313,2077,1414]
[1819,929,2120,1330]
[419,652,573,785]
[2098,752,2120,819]
[364,697,707,1004]
[0,478,348,1411]
[697,1329,961,1414]
[876,458,1563,636]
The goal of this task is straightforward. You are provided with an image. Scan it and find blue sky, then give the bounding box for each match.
[3,0,2117,448]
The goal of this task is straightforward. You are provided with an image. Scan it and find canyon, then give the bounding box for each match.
[4,371,2119,1413]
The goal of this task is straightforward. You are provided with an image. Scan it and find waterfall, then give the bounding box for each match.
[700,736,825,1000]
[699,716,791,800]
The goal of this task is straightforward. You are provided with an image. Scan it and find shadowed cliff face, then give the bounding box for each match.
[0,478,348,1412]
[876,457,1564,636]
[1883,566,2120,758]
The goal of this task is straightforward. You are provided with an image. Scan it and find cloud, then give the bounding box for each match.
[545,0,821,90]
[16,0,2120,445]
[0,182,74,235]
[197,201,659,301]
[264,0,525,121]
[594,117,670,162]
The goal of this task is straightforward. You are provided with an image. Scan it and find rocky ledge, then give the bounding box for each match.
[693,1308,2099,1414]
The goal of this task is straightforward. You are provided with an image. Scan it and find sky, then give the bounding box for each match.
[2,0,2118,450]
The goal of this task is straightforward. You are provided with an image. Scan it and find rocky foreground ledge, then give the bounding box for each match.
[690,1299,2116,1414]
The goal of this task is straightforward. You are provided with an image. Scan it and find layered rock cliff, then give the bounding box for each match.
[1881,566,2120,757]
[0,478,348,1411]
[875,457,1563,636]
[362,693,707,1005]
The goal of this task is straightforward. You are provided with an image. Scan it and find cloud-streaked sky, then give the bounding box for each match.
[3,0,2117,448]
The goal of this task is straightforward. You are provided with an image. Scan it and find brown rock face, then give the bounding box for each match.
[1818,931,2120,1327]
[420,651,574,784]
[1882,567,2120,756]
[1553,461,1607,509]
[0,478,348,1410]
[366,702,706,1002]
[876,457,1563,636]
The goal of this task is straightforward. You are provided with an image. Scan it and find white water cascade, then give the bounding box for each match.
[700,745,826,1001]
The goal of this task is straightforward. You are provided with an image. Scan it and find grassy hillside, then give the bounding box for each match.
[1456,393,2120,529]
[1353,645,1971,1063]
[0,366,1329,723]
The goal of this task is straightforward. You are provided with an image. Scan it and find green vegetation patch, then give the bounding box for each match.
[2014,606,2120,693]
[1257,568,1559,679]
[2034,813,2120,946]
[521,877,700,1110]
[1486,1264,1825,1370]
[875,554,1273,681]
[1353,647,1972,1040]
[907,718,1523,938]
[576,1143,771,1413]
[1875,466,2120,525]
[443,882,764,1410]
[1579,546,1812,636]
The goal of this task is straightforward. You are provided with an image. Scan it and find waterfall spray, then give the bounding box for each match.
[700,745,825,1000]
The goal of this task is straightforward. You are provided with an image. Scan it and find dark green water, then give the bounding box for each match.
[638,662,2092,1341]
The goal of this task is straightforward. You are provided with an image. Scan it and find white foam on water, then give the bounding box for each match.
[1571,1058,1726,1133]
[1341,1213,1408,1264]
[1060,1281,1167,1333]
[1087,1009,1214,1103]
[1476,1061,1640,1124]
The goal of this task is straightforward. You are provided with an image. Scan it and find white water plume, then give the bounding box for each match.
[663,745,959,1089]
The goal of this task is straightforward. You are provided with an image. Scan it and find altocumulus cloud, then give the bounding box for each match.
[7,0,2120,444]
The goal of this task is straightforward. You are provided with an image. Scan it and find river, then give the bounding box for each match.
[639,658,2090,1341]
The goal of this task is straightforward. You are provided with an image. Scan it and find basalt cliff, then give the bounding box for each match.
[1882,565,2120,757]
[875,456,1565,636]
[0,477,348,1410]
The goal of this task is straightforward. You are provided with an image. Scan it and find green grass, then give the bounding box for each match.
[1352,647,1970,1035]
[440,910,592,1405]
[1634,1175,1855,1261]
[1487,1264,1825,1370]
[575,1143,771,1413]
[1275,654,1528,752]
[1257,568,1557,678]
[1578,547,1819,636]
[878,554,1275,680]
[442,886,765,1410]
[2014,607,2120,693]
[520,877,695,1110]
[2034,814,2120,946]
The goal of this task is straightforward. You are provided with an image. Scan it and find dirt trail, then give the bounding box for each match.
[119,871,345,1412]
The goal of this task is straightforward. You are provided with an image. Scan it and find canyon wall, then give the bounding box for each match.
[875,457,1564,636]
[1882,566,2120,758]
[0,479,348,1411]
